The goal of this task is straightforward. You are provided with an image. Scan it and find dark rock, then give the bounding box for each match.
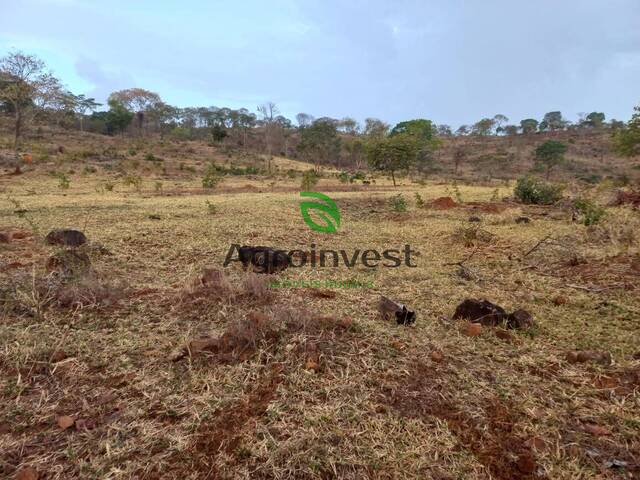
[378,296,416,326]
[506,309,535,329]
[452,299,507,326]
[515,216,531,224]
[566,350,611,365]
[0,231,10,243]
[453,299,534,329]
[238,245,289,274]
[468,215,481,222]
[148,214,161,220]
[45,229,87,247]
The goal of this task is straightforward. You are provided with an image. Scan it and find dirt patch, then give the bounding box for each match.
[430,196,458,209]
[466,201,511,213]
[382,361,541,480]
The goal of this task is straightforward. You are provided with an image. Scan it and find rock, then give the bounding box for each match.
[468,215,481,222]
[50,350,68,363]
[583,423,612,436]
[56,415,75,430]
[238,245,289,274]
[552,295,568,306]
[460,322,482,337]
[0,231,10,243]
[148,214,161,220]
[305,360,320,371]
[566,350,612,365]
[453,299,534,329]
[452,299,507,326]
[57,145,65,154]
[430,351,444,362]
[378,296,416,326]
[15,467,39,480]
[45,229,87,247]
[495,329,515,342]
[505,309,535,329]
[515,216,531,224]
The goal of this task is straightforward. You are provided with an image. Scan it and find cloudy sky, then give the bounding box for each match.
[1,0,638,127]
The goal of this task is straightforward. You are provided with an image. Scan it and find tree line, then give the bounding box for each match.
[1,51,639,173]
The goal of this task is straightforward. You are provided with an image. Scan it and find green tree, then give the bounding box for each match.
[101,99,134,135]
[472,117,496,136]
[297,118,341,169]
[539,111,566,131]
[613,103,640,157]
[584,112,605,128]
[389,118,436,141]
[520,118,539,134]
[366,134,419,186]
[535,140,567,179]
[0,51,60,149]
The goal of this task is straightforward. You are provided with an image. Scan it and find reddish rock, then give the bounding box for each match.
[461,322,482,337]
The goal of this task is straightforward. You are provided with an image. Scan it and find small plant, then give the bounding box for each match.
[202,163,222,189]
[83,165,97,174]
[573,198,605,226]
[414,192,425,208]
[56,172,70,190]
[452,181,463,203]
[490,188,500,202]
[338,171,350,183]
[389,193,407,212]
[154,181,163,193]
[301,170,319,190]
[123,175,143,191]
[104,181,115,192]
[514,176,563,205]
[205,200,217,215]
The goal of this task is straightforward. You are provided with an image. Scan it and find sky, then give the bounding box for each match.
[1,0,639,127]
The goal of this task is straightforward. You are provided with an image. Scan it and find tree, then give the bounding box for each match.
[453,146,467,175]
[99,99,134,135]
[455,125,469,136]
[502,125,519,136]
[70,94,101,132]
[296,112,314,128]
[584,112,605,128]
[257,101,280,170]
[539,111,566,131]
[472,118,496,136]
[366,134,419,186]
[493,114,508,134]
[520,118,539,134]
[0,51,60,149]
[338,117,360,135]
[389,119,436,142]
[297,118,341,169]
[436,124,452,137]
[535,140,567,179]
[211,124,227,143]
[363,117,389,139]
[613,103,640,157]
[108,88,162,134]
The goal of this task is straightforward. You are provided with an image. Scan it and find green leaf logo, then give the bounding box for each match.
[300,191,341,233]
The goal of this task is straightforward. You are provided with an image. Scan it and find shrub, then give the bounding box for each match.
[202,163,222,189]
[389,193,407,212]
[514,176,563,205]
[414,192,425,208]
[56,172,70,190]
[338,171,350,183]
[301,170,319,190]
[154,181,163,193]
[205,200,217,215]
[573,198,605,226]
[123,175,142,191]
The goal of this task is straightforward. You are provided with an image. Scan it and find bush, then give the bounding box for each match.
[301,171,319,190]
[573,198,605,226]
[122,175,142,191]
[388,194,407,212]
[56,172,70,190]
[514,176,563,205]
[414,192,425,208]
[202,163,222,189]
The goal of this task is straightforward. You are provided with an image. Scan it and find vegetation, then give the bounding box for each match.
[535,140,567,179]
[514,176,563,204]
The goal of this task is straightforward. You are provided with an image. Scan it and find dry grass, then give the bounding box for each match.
[1,132,639,479]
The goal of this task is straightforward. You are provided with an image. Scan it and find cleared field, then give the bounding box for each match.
[1,172,639,479]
